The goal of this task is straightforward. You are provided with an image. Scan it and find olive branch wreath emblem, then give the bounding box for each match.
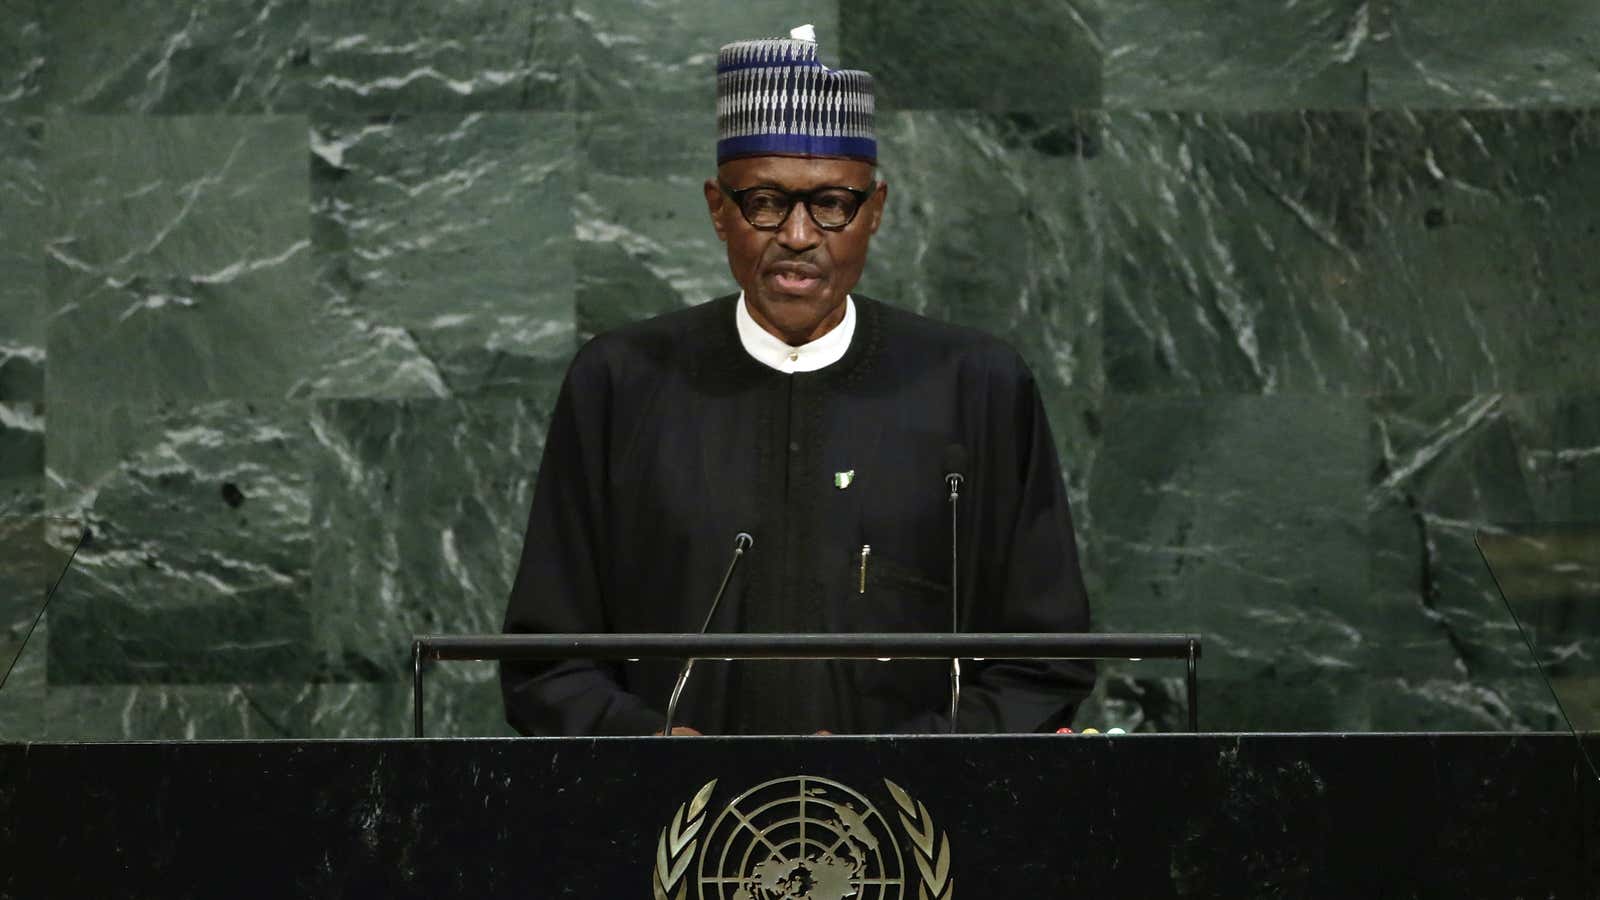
[653,779,717,900]
[651,778,954,900]
[884,779,954,900]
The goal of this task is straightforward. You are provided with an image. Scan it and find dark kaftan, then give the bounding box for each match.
[501,294,1093,735]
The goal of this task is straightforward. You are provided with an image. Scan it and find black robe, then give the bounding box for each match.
[500,294,1094,735]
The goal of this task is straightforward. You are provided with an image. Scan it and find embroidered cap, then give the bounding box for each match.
[716,24,876,165]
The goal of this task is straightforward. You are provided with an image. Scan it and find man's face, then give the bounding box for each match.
[704,155,887,345]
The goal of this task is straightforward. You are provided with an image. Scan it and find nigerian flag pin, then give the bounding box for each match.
[834,470,855,489]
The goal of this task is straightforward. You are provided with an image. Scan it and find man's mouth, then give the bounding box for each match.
[766,263,824,295]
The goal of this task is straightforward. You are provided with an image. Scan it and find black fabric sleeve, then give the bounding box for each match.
[499,351,667,737]
[893,355,1095,735]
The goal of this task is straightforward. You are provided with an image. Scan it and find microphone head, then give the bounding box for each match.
[942,443,968,479]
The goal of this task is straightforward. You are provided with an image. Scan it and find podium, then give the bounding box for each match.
[0,733,1592,897]
[2,629,1592,898]
[2,561,1595,897]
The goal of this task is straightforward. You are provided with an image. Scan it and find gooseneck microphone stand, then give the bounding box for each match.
[946,470,963,734]
[662,532,752,735]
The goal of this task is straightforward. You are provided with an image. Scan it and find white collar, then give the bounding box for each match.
[734,293,856,373]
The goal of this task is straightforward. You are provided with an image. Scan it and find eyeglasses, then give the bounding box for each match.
[717,180,876,231]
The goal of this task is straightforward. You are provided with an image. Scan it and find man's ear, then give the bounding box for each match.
[704,178,729,242]
[865,179,888,234]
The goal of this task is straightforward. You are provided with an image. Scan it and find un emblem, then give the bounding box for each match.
[652,776,953,900]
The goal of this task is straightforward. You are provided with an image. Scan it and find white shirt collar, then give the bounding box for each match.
[734,292,856,374]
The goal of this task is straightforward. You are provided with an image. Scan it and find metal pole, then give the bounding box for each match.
[413,640,425,738]
[415,632,1203,734]
[1186,638,1199,733]
[948,474,961,734]
[420,632,1200,661]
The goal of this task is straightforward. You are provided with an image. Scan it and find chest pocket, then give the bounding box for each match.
[848,546,948,632]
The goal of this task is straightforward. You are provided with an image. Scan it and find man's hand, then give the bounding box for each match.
[654,725,703,736]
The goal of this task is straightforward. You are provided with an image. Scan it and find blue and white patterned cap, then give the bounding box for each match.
[716,24,876,164]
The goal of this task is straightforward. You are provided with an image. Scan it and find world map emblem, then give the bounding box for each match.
[652,776,953,900]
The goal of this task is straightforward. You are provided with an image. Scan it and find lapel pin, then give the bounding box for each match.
[834,470,855,490]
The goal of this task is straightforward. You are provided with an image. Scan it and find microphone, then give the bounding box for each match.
[0,526,91,696]
[942,444,967,733]
[662,531,753,735]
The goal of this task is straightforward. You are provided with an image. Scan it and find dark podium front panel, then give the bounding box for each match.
[0,734,1592,899]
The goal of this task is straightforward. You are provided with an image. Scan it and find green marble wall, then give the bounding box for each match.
[1,1,1596,739]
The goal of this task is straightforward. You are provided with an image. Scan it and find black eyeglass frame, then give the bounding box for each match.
[716,180,878,232]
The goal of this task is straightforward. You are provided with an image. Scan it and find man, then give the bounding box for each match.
[501,26,1091,736]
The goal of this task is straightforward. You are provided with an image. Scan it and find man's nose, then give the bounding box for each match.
[775,201,823,251]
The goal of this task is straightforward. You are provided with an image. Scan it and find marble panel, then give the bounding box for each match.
[1363,110,1600,393]
[240,674,503,738]
[1082,667,1393,734]
[308,0,572,113]
[1367,394,1598,731]
[841,0,1101,110]
[1517,396,1600,523]
[0,674,516,740]
[2,596,318,739]
[1371,0,1600,107]
[1040,391,1102,556]
[868,112,1102,396]
[307,112,576,399]
[1089,394,1373,731]
[0,116,45,388]
[306,397,547,728]
[0,678,301,741]
[43,115,325,491]
[864,111,1105,530]
[571,0,839,111]
[43,0,311,113]
[1473,523,1600,737]
[575,110,728,339]
[1074,665,1197,733]
[14,0,1600,744]
[1102,0,1371,110]
[0,0,44,114]
[0,517,73,707]
[0,115,45,514]
[2,635,488,740]
[41,400,314,687]
[0,412,45,520]
[1096,111,1372,394]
